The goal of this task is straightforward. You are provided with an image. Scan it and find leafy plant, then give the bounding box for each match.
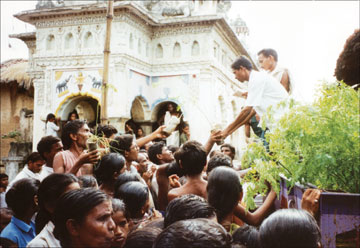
[241,81,360,209]
[1,129,23,142]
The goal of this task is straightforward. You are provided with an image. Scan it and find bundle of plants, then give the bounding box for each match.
[241,81,360,210]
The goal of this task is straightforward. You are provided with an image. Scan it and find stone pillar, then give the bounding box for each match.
[30,71,46,151]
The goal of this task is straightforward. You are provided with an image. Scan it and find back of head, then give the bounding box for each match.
[114,181,149,219]
[148,142,165,164]
[110,134,134,156]
[257,48,278,62]
[6,178,40,217]
[124,227,162,248]
[207,154,232,174]
[259,209,321,248]
[97,124,118,138]
[36,173,79,234]
[165,161,184,178]
[114,173,140,190]
[174,140,207,176]
[54,188,110,247]
[95,153,125,183]
[78,175,98,188]
[232,225,260,248]
[37,135,61,159]
[207,167,242,223]
[61,120,85,149]
[164,194,216,228]
[231,56,253,71]
[154,218,231,248]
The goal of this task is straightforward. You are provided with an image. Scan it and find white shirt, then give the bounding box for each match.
[245,70,289,130]
[26,221,61,248]
[46,122,59,137]
[39,166,54,181]
[7,165,43,191]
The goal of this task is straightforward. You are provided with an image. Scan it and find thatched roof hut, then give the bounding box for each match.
[0,59,33,89]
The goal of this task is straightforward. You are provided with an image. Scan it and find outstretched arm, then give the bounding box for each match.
[136,125,167,148]
[204,130,222,156]
[222,106,255,139]
[234,188,277,226]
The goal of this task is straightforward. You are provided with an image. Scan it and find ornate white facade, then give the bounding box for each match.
[14,0,255,158]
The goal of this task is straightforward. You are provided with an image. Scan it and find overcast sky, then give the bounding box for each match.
[1,1,359,102]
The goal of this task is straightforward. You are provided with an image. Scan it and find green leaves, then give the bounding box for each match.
[241,81,360,209]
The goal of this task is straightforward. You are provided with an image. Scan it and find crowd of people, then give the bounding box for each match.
[0,52,322,248]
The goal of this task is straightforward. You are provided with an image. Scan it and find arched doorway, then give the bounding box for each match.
[151,101,189,146]
[127,96,151,137]
[56,94,100,128]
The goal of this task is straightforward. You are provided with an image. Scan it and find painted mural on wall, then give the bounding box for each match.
[129,69,192,114]
[53,69,103,115]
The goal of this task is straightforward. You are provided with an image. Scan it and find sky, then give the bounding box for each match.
[1,1,359,102]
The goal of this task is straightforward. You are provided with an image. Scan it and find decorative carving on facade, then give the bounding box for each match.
[142,1,194,17]
[152,25,212,38]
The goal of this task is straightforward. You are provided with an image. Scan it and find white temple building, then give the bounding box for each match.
[12,0,255,158]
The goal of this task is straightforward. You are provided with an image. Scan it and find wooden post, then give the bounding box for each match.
[101,0,114,124]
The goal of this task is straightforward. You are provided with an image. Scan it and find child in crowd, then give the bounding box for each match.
[45,113,60,137]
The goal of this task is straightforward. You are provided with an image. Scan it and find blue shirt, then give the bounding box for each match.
[0,216,36,247]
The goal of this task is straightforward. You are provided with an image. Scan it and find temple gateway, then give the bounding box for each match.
[13,0,254,156]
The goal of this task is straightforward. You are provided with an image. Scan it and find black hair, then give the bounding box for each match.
[165,161,184,178]
[207,154,232,174]
[257,48,278,62]
[167,145,179,154]
[78,175,98,188]
[232,225,260,248]
[207,167,242,223]
[96,124,118,138]
[46,113,56,123]
[164,194,216,228]
[142,218,164,229]
[0,173,8,180]
[5,178,40,217]
[111,198,130,220]
[67,110,79,121]
[0,237,17,248]
[259,209,321,248]
[148,142,166,164]
[114,181,149,219]
[110,134,134,156]
[94,153,125,184]
[114,173,140,190]
[53,188,111,247]
[153,218,232,248]
[37,135,62,159]
[174,140,207,176]
[124,227,162,248]
[35,173,79,234]
[61,120,86,150]
[26,152,44,164]
[231,56,253,71]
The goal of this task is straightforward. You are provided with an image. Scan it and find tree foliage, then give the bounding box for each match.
[241,81,360,209]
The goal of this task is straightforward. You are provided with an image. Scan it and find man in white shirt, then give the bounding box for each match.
[37,135,64,180]
[7,152,45,190]
[221,56,289,139]
[257,48,293,95]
